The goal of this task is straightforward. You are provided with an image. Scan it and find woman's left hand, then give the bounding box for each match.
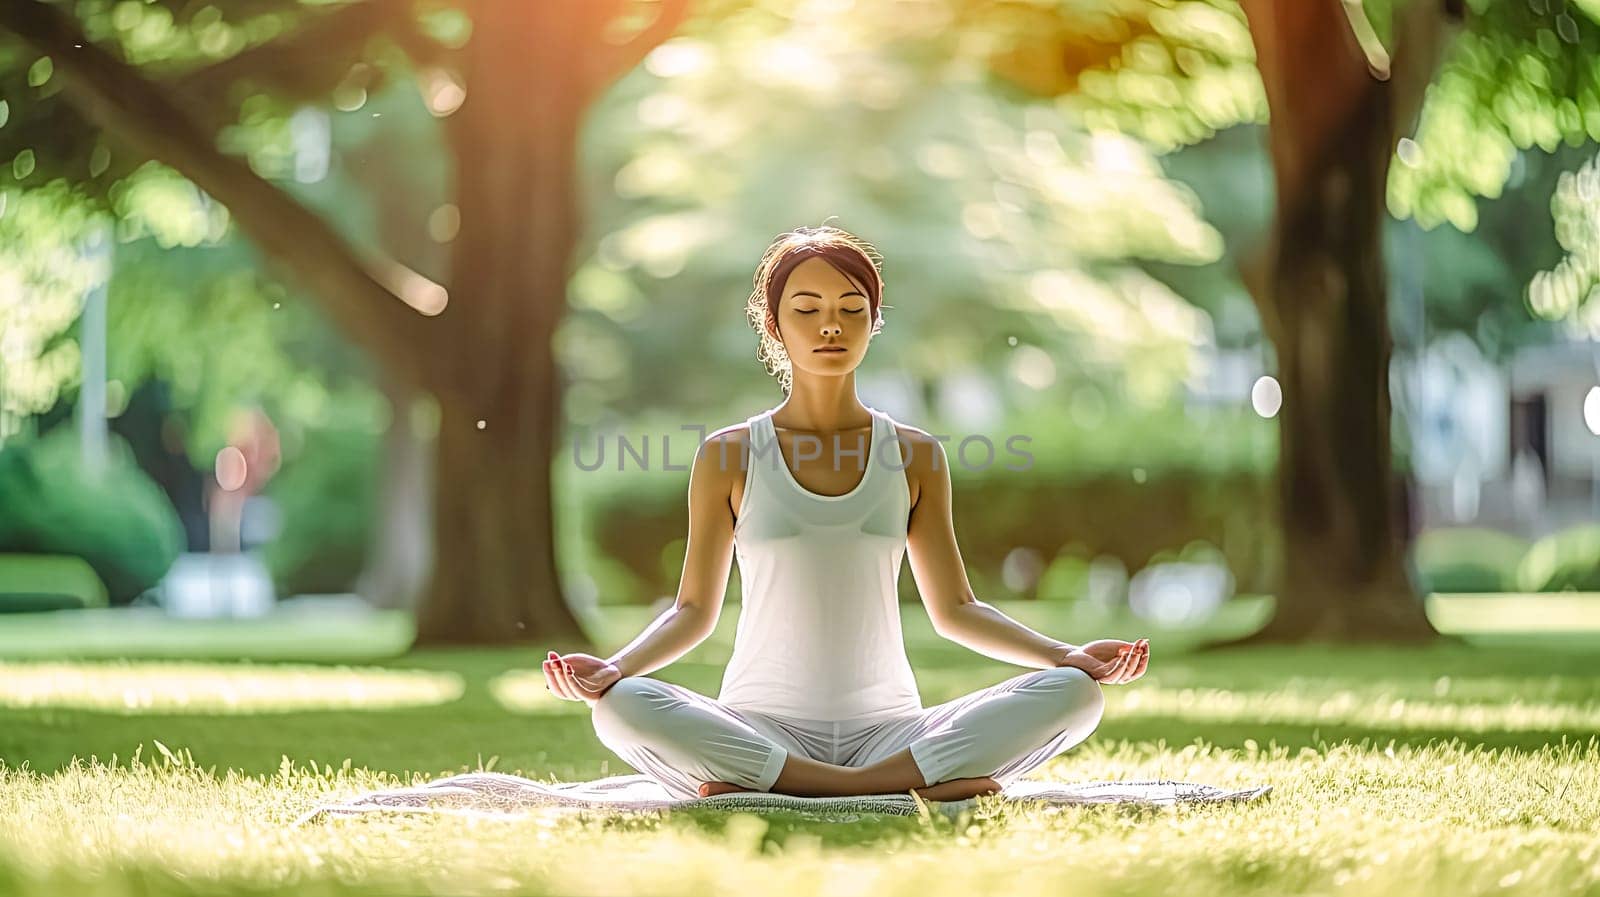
[1058,638,1148,684]
[543,651,622,707]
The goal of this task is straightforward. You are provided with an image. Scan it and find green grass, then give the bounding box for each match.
[1,597,1598,897]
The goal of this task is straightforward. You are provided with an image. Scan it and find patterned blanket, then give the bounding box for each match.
[296,771,1272,825]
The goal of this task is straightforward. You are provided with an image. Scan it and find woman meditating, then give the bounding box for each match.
[543,225,1150,802]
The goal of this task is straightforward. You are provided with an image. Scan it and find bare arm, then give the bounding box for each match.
[604,431,740,679]
[904,431,1077,669]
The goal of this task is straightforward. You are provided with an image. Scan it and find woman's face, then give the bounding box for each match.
[774,257,874,377]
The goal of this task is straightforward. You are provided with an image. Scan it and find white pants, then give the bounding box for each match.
[590,666,1104,800]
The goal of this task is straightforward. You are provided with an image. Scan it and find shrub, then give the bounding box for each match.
[0,430,185,604]
[1517,524,1600,593]
[261,426,378,595]
[0,554,109,612]
[1411,527,1530,594]
[563,403,1283,605]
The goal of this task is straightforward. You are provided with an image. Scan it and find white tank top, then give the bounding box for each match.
[716,404,923,722]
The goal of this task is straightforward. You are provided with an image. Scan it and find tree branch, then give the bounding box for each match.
[166,2,455,133]
[0,0,440,385]
[169,3,390,102]
[1339,0,1392,79]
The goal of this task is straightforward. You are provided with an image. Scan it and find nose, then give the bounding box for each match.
[821,323,842,337]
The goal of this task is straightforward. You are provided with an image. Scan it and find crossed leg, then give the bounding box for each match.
[844,665,1106,792]
[590,667,1104,800]
[588,677,807,800]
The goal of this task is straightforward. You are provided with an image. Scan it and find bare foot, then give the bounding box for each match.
[698,781,751,797]
[912,776,1001,802]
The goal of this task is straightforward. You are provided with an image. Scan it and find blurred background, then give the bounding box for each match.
[1,0,1598,656]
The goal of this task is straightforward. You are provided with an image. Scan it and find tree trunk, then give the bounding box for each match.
[410,1,592,646]
[1253,90,1436,642]
[1219,0,1459,646]
[416,390,585,643]
[356,378,435,611]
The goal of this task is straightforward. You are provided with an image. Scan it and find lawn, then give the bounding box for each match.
[1,596,1597,897]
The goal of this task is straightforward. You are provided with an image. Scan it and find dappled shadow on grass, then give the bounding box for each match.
[4,625,1598,788]
[0,702,615,780]
[1094,717,1600,754]
[0,608,418,663]
[5,602,1600,897]
[0,649,674,780]
[0,660,463,715]
[914,638,1600,756]
[1184,639,1600,682]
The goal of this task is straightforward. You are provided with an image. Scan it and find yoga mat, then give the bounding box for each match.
[296,771,1272,825]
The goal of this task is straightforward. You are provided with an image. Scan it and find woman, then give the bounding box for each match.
[544,225,1150,802]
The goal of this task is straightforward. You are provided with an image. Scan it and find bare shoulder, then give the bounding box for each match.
[694,421,756,517]
[889,422,947,471]
[888,422,947,510]
[693,421,754,481]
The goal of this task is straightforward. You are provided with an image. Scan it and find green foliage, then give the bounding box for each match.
[1387,144,1583,360]
[1141,124,1270,344]
[1,0,434,460]
[1411,526,1530,593]
[0,180,106,440]
[1413,525,1600,595]
[970,0,1265,151]
[0,428,183,604]
[0,0,407,197]
[969,0,1599,325]
[108,244,288,465]
[574,8,1230,424]
[260,424,377,596]
[1035,548,1093,601]
[1517,523,1600,592]
[1527,150,1600,334]
[106,234,383,469]
[1389,0,1600,231]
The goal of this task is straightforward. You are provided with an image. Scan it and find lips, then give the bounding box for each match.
[814,347,847,353]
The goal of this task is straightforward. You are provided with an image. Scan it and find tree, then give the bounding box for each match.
[3,0,1234,643]
[974,0,1599,642]
[1,0,691,644]
[1221,0,1459,642]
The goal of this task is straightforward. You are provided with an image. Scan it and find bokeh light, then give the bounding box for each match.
[1251,375,1282,418]
[214,445,246,491]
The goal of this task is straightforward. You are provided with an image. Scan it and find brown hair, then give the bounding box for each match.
[745,224,888,393]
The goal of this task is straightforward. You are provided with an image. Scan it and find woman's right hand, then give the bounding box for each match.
[1057,638,1148,685]
[543,651,623,707]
